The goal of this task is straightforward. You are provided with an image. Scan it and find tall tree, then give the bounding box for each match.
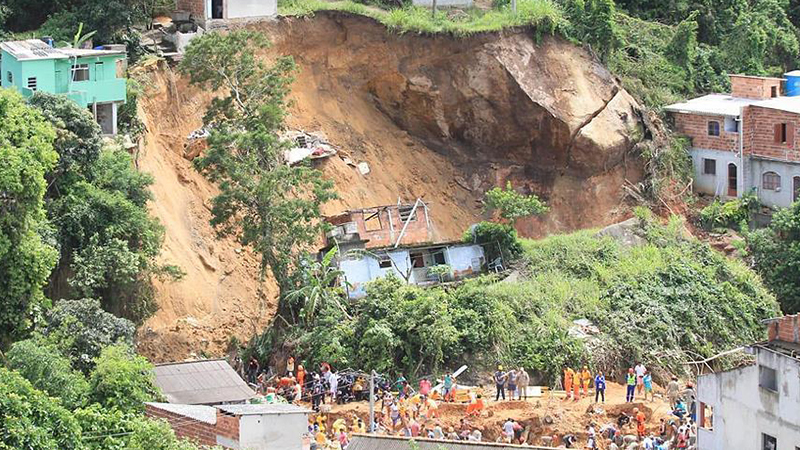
[0,90,59,349]
[179,31,336,296]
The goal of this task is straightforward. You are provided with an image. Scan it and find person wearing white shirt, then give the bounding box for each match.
[634,363,646,398]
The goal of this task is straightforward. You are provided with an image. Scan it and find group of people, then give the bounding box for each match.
[491,365,531,400]
[563,366,608,402]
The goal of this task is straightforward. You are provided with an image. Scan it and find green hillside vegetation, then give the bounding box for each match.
[254,211,778,384]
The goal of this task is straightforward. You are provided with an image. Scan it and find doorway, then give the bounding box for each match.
[212,0,223,18]
[727,163,737,197]
[794,176,800,203]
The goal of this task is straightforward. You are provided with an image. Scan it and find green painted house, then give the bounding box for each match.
[1,39,127,135]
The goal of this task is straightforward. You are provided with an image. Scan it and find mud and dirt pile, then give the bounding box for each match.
[136,12,650,360]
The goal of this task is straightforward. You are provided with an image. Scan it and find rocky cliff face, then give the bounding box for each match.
[137,12,649,360]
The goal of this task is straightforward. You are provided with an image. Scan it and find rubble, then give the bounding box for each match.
[282,130,337,165]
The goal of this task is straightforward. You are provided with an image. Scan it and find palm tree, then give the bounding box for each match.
[285,246,351,327]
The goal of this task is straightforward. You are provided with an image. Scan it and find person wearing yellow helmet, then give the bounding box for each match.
[493,366,508,401]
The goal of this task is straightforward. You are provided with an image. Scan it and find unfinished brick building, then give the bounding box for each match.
[665,74,800,207]
[175,0,276,22]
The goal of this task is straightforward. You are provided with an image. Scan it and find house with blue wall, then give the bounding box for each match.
[1,39,127,135]
[322,200,487,299]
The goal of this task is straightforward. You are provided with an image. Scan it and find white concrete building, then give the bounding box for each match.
[696,314,800,450]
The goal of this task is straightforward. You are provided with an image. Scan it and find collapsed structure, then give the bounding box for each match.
[665,73,800,207]
[697,314,800,450]
[175,0,277,24]
[322,199,487,298]
[0,39,127,135]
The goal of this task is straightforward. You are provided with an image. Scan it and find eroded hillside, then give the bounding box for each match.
[136,12,649,360]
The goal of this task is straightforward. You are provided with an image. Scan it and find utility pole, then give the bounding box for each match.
[368,371,376,432]
[511,0,517,14]
[431,0,437,18]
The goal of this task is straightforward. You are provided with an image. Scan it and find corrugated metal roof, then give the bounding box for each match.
[146,402,218,424]
[0,39,125,61]
[216,403,312,416]
[347,435,558,450]
[752,96,800,115]
[153,359,255,405]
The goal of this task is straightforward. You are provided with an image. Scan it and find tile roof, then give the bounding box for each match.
[0,39,125,61]
[153,359,255,405]
[347,435,558,450]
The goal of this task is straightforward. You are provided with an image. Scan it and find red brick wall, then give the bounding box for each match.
[730,75,782,100]
[145,404,239,448]
[335,205,433,249]
[743,106,800,162]
[768,314,800,343]
[176,0,205,18]
[673,113,739,152]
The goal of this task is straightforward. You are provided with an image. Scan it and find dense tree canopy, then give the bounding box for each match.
[0,90,59,348]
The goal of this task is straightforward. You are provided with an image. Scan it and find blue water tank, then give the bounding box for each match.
[785,70,800,96]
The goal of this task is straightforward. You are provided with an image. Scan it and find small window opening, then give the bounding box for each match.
[699,403,713,430]
[6,71,12,84]
[71,64,89,82]
[410,252,424,268]
[430,248,446,265]
[708,121,720,136]
[771,86,778,98]
[26,77,36,91]
[378,257,392,269]
[702,158,716,175]
[724,117,739,132]
[363,210,382,232]
[399,205,417,222]
[761,433,777,450]
[759,365,778,392]
[295,135,307,148]
[762,172,781,191]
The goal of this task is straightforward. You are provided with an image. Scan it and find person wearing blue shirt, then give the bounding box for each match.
[594,372,606,403]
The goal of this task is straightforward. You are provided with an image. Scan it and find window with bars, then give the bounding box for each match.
[702,158,716,175]
[26,77,37,91]
[707,121,720,136]
[762,172,781,191]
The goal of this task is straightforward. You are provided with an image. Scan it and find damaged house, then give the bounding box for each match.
[323,199,486,298]
[176,0,277,24]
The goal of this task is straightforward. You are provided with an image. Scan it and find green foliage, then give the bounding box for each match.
[88,344,162,413]
[0,367,83,450]
[119,78,146,139]
[6,336,90,409]
[699,191,760,231]
[43,298,135,373]
[483,182,549,221]
[285,247,350,327]
[180,30,336,295]
[747,200,800,313]
[279,0,567,37]
[0,89,59,349]
[40,0,147,44]
[563,0,623,58]
[76,404,202,450]
[464,221,523,265]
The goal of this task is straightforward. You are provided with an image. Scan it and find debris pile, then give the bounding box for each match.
[282,130,338,165]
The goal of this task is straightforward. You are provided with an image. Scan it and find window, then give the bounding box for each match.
[759,365,778,392]
[724,116,739,132]
[399,205,417,222]
[430,248,446,265]
[295,135,307,148]
[378,257,392,269]
[26,77,37,91]
[702,158,716,175]
[363,210,382,231]
[6,71,12,84]
[762,433,777,450]
[771,86,779,98]
[775,123,789,144]
[71,64,89,82]
[708,121,720,136]
[699,403,713,430]
[762,172,781,191]
[410,252,424,268]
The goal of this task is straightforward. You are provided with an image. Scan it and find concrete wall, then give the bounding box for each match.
[697,348,800,450]
[688,148,741,197]
[412,0,473,7]
[446,244,484,277]
[239,413,308,450]
[749,158,800,207]
[227,0,277,18]
[730,75,782,100]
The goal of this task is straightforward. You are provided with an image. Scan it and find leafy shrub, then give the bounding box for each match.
[7,336,90,409]
[699,191,760,231]
[484,181,548,221]
[464,221,523,266]
[88,344,162,413]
